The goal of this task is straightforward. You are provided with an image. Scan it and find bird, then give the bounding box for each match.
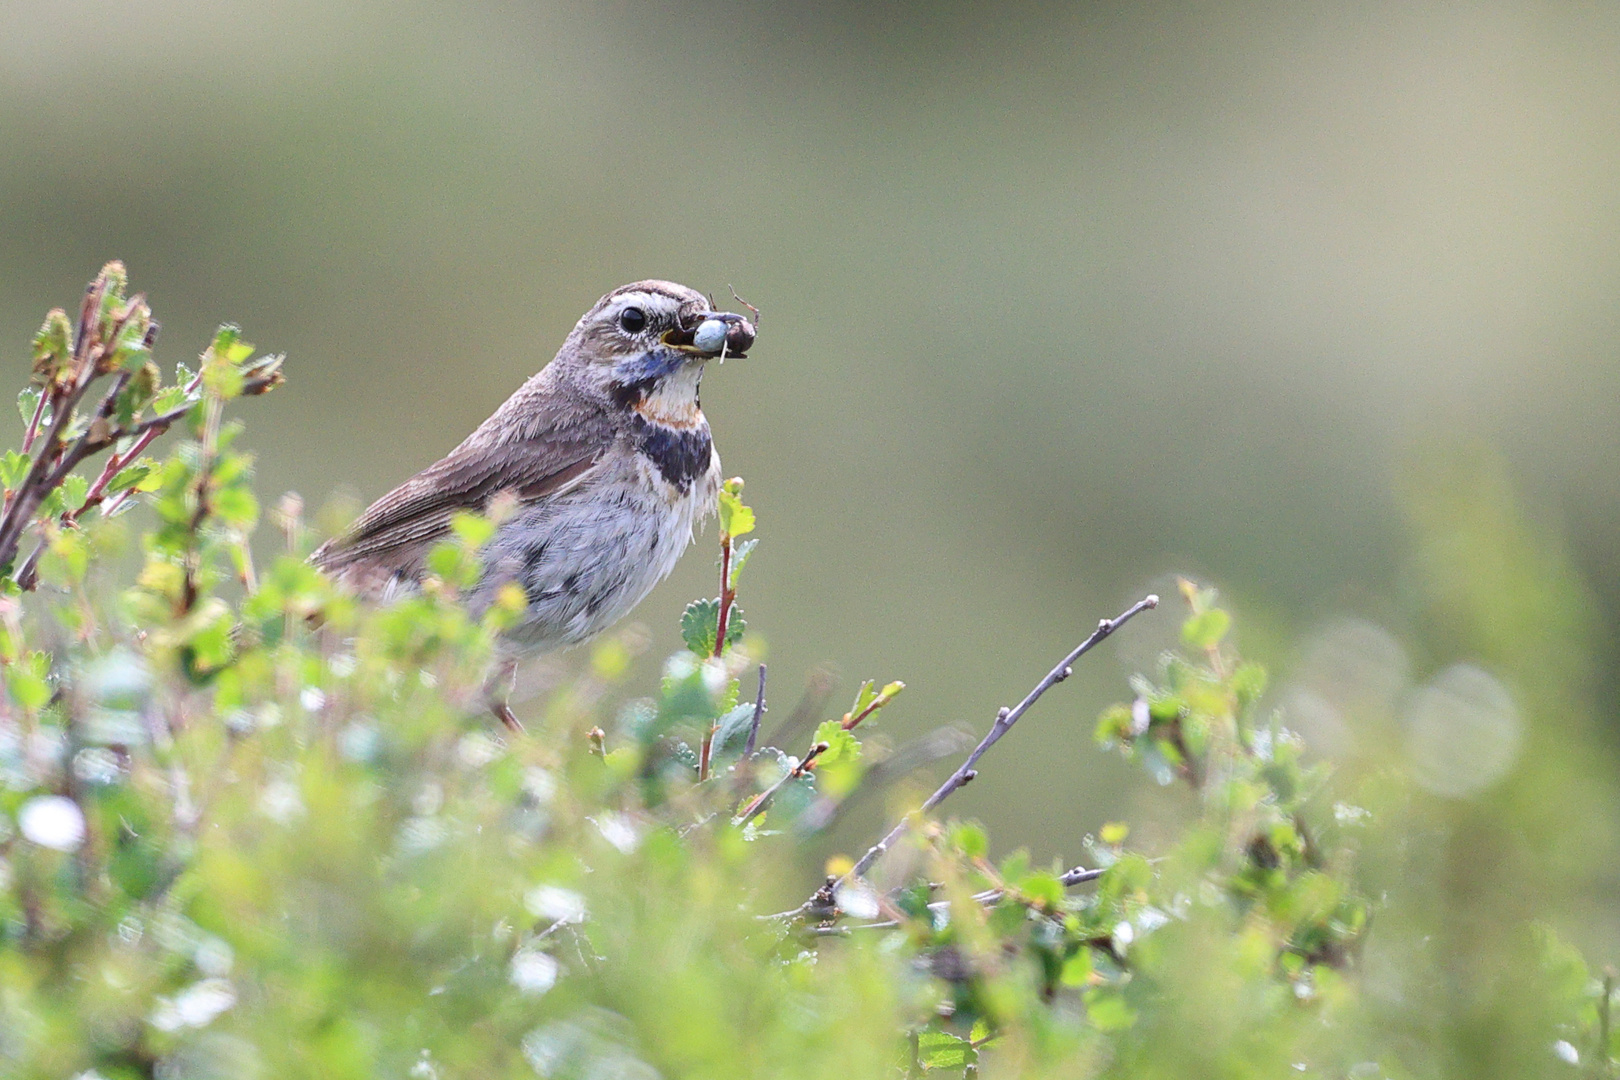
[310,280,757,730]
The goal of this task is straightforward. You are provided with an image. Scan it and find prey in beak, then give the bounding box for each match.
[662,310,756,359]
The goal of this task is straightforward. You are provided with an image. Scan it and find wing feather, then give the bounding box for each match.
[311,429,605,585]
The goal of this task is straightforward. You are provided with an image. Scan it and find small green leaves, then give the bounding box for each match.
[840,678,904,729]
[212,485,259,529]
[717,476,754,538]
[0,450,30,489]
[682,598,721,656]
[916,1030,975,1071]
[450,510,497,549]
[1181,607,1230,648]
[31,309,72,384]
[58,474,89,514]
[6,649,52,710]
[106,461,154,495]
[681,598,744,657]
[950,821,989,860]
[17,388,42,428]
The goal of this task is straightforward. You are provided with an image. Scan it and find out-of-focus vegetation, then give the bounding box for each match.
[0,268,1615,1078]
[7,0,1620,885]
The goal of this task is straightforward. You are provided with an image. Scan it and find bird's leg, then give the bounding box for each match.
[491,699,525,734]
[487,653,525,734]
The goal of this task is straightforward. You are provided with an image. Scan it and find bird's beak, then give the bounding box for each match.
[662,311,756,359]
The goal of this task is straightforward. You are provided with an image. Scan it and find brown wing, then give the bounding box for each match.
[311,433,603,586]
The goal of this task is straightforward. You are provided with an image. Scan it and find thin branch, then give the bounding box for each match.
[761,663,837,750]
[734,741,827,825]
[843,595,1157,883]
[792,864,1105,932]
[796,726,974,834]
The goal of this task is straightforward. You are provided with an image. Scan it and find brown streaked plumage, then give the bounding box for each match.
[311,279,757,727]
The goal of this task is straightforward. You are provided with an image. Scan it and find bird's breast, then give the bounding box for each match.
[632,415,714,494]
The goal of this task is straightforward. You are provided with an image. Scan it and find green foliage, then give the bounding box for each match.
[0,271,1611,1079]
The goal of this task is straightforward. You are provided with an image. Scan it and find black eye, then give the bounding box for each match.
[618,307,646,334]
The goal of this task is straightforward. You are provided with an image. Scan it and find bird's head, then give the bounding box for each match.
[560,280,755,423]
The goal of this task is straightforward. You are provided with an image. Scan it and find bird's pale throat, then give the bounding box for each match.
[611,347,705,427]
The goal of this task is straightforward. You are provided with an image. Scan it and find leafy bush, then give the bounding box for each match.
[0,266,1613,1079]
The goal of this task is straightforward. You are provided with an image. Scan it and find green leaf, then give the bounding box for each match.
[0,450,30,489]
[450,511,496,548]
[812,720,861,768]
[951,821,989,860]
[106,462,152,495]
[31,309,71,375]
[1019,870,1064,909]
[1181,608,1231,649]
[1061,948,1094,987]
[1083,987,1138,1031]
[59,474,89,513]
[203,359,245,399]
[212,486,259,529]
[846,680,875,723]
[681,598,721,657]
[153,385,194,415]
[1099,821,1130,846]
[1231,661,1268,703]
[709,702,760,764]
[7,651,51,710]
[811,720,864,797]
[728,537,758,588]
[16,388,42,427]
[717,486,755,538]
[917,1030,973,1070]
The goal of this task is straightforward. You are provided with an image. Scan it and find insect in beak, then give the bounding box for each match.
[662,312,755,359]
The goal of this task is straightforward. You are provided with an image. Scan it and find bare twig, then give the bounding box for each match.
[841,595,1157,884]
[734,741,827,826]
[762,664,837,750]
[796,726,974,834]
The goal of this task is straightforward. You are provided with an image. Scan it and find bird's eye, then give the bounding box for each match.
[617,307,647,334]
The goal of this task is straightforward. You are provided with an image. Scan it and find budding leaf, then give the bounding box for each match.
[717,486,755,538]
[1181,608,1231,649]
[0,451,30,489]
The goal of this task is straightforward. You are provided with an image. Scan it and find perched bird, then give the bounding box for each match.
[311,280,756,728]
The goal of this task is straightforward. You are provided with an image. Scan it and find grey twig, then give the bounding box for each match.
[843,594,1158,883]
[761,663,837,751]
[753,597,1169,924]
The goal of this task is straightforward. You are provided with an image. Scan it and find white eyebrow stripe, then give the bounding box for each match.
[612,291,684,317]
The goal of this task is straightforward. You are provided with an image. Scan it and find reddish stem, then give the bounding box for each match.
[712,536,735,660]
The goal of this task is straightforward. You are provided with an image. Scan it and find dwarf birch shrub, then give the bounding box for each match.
[0,266,1611,1079]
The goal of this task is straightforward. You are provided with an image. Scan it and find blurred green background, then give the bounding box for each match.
[3,0,1617,878]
